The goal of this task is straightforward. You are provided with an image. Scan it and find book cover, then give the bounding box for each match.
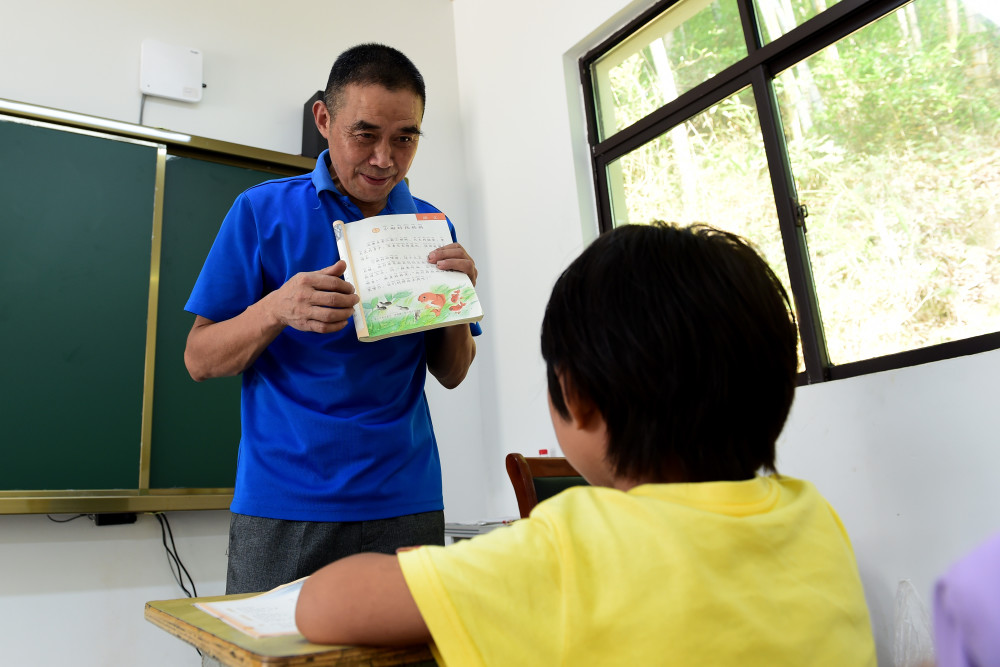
[333,212,484,342]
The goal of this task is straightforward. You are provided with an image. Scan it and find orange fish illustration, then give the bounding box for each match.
[418,292,447,316]
[419,289,467,316]
[448,288,467,312]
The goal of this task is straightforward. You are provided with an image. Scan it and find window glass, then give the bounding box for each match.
[590,0,747,141]
[754,0,845,44]
[775,2,1000,364]
[586,0,1000,379]
[607,87,804,369]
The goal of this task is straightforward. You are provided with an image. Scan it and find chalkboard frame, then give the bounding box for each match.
[0,99,314,514]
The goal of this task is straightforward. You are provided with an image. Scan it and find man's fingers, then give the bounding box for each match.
[305,318,352,334]
[427,243,467,263]
[312,291,360,310]
[428,244,477,286]
[318,260,348,276]
[431,258,478,286]
[273,266,361,332]
[306,266,356,295]
[299,298,358,333]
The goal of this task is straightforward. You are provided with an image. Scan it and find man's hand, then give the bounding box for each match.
[424,245,478,389]
[184,261,360,381]
[269,260,360,333]
[428,243,478,286]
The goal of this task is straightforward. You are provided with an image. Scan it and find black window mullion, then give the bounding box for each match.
[579,57,612,233]
[592,72,751,168]
[736,0,763,55]
[589,0,911,166]
[593,155,615,234]
[829,332,1000,381]
[750,66,830,384]
[579,56,600,156]
[580,0,1000,382]
[579,0,686,67]
[765,0,911,75]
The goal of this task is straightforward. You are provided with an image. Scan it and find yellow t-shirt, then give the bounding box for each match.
[398,476,876,667]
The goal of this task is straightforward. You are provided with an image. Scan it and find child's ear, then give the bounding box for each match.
[558,373,601,431]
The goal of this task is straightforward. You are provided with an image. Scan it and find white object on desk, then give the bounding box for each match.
[195,577,304,638]
[445,519,516,543]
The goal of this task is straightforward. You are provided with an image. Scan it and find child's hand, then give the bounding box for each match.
[396,545,422,553]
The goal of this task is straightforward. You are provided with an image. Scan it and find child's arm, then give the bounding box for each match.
[295,553,431,646]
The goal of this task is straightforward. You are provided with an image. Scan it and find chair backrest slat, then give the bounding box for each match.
[505,453,587,518]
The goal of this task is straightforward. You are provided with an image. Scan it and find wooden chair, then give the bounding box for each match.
[505,453,588,519]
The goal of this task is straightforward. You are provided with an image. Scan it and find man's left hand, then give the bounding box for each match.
[428,243,478,286]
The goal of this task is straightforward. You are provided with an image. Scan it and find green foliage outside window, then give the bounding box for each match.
[594,0,1000,369]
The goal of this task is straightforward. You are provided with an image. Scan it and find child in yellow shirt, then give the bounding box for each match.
[295,222,877,666]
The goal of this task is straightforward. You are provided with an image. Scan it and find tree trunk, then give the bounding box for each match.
[649,37,699,219]
[945,0,959,52]
[758,0,811,141]
[812,0,841,62]
[962,6,990,82]
[905,4,923,51]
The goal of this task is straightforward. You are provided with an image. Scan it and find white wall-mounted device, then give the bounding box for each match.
[139,39,203,103]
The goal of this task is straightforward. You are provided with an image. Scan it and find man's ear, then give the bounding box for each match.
[312,100,331,139]
[558,373,601,431]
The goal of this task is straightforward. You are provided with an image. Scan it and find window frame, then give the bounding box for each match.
[580,0,1000,384]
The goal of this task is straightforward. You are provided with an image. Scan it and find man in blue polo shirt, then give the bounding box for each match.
[184,43,480,594]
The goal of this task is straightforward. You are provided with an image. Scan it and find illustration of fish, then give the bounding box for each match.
[419,289,468,317]
[418,292,446,316]
[374,299,410,316]
[448,289,467,312]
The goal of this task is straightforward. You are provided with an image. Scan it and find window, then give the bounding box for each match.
[582,0,1000,382]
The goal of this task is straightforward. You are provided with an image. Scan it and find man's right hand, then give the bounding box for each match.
[269,260,360,333]
[185,260,360,381]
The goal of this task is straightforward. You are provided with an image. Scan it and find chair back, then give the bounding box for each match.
[505,452,587,518]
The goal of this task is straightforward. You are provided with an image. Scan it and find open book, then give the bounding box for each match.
[333,212,483,342]
[195,577,304,639]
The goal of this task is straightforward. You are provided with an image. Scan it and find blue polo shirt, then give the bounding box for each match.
[185,150,479,521]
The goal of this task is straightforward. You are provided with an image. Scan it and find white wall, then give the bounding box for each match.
[450,0,641,517]
[779,348,1000,665]
[450,1,1000,666]
[0,2,481,665]
[3,0,999,664]
[0,511,230,666]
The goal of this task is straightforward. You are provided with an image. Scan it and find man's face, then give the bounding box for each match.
[314,83,422,217]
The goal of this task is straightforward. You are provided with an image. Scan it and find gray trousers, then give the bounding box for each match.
[225,510,445,594]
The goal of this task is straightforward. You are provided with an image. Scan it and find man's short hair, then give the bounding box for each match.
[540,222,798,483]
[324,43,426,119]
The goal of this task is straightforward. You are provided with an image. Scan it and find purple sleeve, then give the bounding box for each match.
[933,531,1000,667]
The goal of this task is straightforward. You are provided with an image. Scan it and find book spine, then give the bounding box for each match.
[332,220,370,340]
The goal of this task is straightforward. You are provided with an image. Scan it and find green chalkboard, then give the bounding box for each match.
[150,155,279,489]
[0,119,156,490]
[0,113,311,510]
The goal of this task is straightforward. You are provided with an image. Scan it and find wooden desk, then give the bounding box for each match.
[145,593,435,666]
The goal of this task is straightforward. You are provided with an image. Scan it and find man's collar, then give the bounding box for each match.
[310,149,340,195]
[310,149,418,215]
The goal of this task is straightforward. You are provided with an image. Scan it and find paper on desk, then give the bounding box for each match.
[446,517,518,526]
[195,577,305,638]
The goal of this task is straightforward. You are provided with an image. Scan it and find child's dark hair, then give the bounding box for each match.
[324,43,426,118]
[540,222,798,483]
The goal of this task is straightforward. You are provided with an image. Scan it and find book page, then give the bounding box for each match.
[351,214,454,296]
[195,577,304,638]
[335,213,483,341]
